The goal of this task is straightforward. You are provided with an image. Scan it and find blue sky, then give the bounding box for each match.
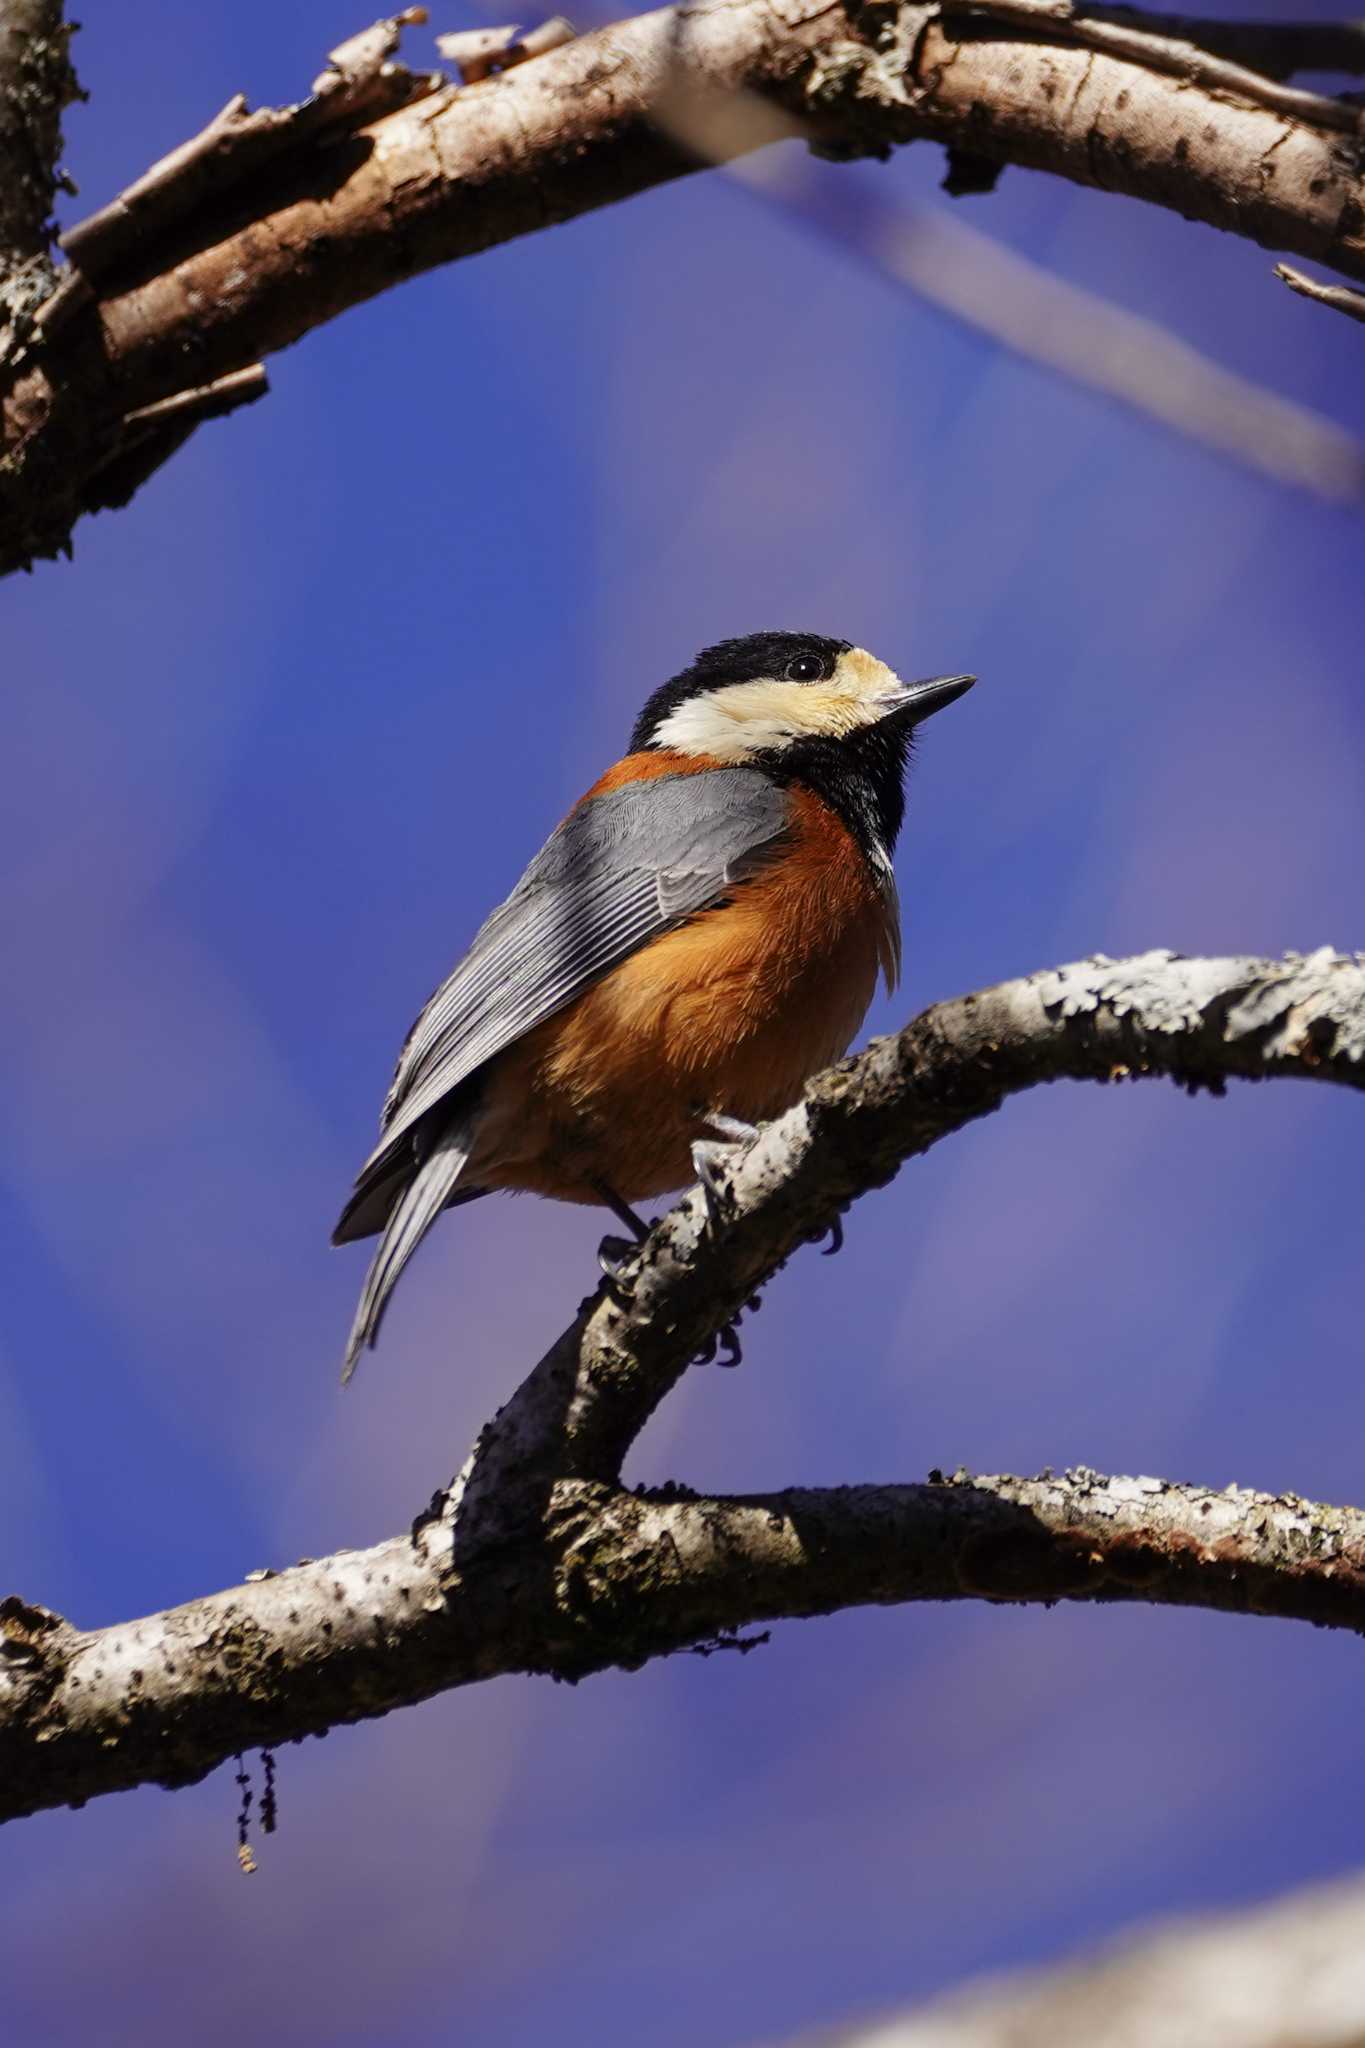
[3,2,1364,2042]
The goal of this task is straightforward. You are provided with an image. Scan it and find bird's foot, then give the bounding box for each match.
[690,1286,764,1369]
[819,1212,845,1258]
[704,1111,761,1145]
[691,1136,741,1233]
[693,1317,744,1368]
[597,1232,644,1305]
[590,1176,653,1243]
[597,1232,636,1277]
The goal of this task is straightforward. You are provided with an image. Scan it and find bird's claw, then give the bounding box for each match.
[693,1317,744,1368]
[597,1233,638,1303]
[691,1138,738,1230]
[820,1213,845,1258]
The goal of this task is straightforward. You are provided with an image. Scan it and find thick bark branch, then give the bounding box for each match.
[5,1,1365,570]
[5,1463,1365,1825]
[529,946,1365,1482]
[2,948,1362,1824]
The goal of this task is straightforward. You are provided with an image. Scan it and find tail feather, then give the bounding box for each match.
[340,1126,472,1384]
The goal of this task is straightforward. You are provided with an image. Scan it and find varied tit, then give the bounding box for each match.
[334,632,974,1380]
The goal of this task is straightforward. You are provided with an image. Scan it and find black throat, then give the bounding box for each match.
[755,721,912,867]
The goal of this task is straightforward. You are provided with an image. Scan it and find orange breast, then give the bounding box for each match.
[470,780,892,1205]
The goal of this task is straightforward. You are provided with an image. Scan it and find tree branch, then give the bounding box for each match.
[0,0,81,359]
[1129,14,1365,84]
[2,948,1363,1825]
[6,0,1365,571]
[0,0,77,262]
[1277,260,1365,328]
[6,1462,1365,1827]
[532,946,1365,1482]
[943,0,1365,136]
[1068,11,1365,86]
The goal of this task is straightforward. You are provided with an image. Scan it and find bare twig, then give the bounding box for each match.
[1,948,1363,1823]
[1276,261,1365,329]
[1089,12,1365,85]
[944,0,1364,135]
[119,363,269,434]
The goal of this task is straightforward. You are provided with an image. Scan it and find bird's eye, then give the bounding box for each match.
[784,654,825,683]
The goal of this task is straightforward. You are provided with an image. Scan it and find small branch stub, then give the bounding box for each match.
[1276,262,1365,328]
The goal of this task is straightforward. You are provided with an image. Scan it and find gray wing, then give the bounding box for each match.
[358,767,791,1177]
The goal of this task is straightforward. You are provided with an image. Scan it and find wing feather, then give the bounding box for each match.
[347,769,791,1193]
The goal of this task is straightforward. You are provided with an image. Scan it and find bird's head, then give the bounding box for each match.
[631,632,974,857]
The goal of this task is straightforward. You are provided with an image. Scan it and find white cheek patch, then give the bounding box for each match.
[652,674,887,760]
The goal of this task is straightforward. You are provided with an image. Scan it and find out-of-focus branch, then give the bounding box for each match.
[715,137,1365,500]
[3,948,1364,1823]
[7,1,1365,571]
[770,1868,1365,2046]
[811,176,1365,497]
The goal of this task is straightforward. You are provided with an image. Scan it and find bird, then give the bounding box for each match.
[333,632,974,1380]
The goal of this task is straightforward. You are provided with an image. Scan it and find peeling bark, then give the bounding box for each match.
[4,1,1365,570]
[2,949,1362,1826]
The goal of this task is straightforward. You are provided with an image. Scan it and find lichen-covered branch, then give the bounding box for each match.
[6,1462,1365,1825]
[5,0,1365,570]
[529,947,1365,1481]
[2,948,1362,1825]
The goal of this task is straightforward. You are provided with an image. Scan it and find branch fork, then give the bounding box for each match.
[1,948,1362,1823]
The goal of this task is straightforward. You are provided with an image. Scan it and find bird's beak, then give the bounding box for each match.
[875,673,976,728]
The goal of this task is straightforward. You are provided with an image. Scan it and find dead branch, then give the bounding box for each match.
[2,947,1362,1826]
[5,1,1365,571]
